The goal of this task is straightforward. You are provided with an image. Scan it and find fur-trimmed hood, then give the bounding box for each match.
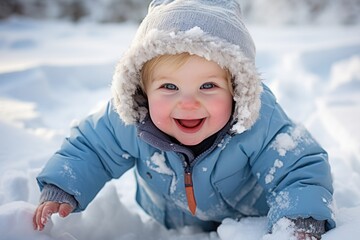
[111,0,263,134]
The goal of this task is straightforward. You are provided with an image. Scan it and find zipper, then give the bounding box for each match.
[184,167,197,215]
[182,145,216,215]
[180,133,231,215]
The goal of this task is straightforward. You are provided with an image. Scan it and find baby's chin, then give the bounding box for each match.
[174,134,210,146]
[178,140,203,146]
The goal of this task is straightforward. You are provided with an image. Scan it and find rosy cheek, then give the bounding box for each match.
[148,98,170,124]
[208,97,232,115]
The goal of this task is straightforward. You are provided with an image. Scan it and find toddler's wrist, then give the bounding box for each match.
[292,217,325,240]
[40,184,78,210]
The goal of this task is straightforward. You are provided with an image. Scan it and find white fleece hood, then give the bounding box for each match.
[111,0,263,134]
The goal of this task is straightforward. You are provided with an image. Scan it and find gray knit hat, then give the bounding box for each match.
[112,0,262,134]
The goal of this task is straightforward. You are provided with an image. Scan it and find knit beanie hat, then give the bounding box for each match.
[112,0,262,134]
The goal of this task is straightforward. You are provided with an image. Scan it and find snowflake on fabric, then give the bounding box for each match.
[146,152,177,193]
[265,159,284,184]
[270,125,314,156]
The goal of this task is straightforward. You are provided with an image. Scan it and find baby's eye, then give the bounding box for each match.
[161,83,178,90]
[200,83,216,90]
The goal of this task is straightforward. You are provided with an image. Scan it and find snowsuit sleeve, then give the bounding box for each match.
[37,99,138,211]
[244,86,335,231]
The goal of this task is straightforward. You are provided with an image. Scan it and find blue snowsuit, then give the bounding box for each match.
[37,0,335,235]
[37,85,335,231]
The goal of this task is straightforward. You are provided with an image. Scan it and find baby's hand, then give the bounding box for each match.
[33,201,74,231]
[296,231,321,240]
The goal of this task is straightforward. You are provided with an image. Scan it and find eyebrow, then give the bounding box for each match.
[151,76,175,82]
[206,74,227,79]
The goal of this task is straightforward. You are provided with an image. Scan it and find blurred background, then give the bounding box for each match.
[1,0,359,25]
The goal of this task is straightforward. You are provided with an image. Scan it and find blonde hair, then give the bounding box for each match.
[140,53,233,95]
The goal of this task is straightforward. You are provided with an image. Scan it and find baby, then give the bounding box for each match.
[33,1,335,239]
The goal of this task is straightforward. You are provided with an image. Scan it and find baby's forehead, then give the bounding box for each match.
[152,55,227,75]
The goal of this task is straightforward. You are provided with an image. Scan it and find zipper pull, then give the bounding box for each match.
[184,171,197,215]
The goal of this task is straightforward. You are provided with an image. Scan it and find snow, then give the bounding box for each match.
[0,17,360,239]
[265,159,283,185]
[147,152,177,193]
[270,126,311,157]
[147,152,173,176]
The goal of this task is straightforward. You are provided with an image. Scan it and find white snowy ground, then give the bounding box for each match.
[0,18,359,240]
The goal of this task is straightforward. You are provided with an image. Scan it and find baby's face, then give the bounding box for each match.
[145,55,233,146]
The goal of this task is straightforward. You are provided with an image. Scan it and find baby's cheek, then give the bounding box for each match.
[209,98,232,116]
[208,101,232,129]
[149,99,170,121]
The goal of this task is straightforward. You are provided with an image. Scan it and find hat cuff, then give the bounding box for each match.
[112,27,262,134]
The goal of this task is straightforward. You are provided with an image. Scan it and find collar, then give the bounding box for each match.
[137,115,232,162]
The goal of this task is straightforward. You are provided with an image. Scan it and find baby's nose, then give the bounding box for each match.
[177,97,200,110]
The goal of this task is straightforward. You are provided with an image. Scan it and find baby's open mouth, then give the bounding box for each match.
[175,118,205,129]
